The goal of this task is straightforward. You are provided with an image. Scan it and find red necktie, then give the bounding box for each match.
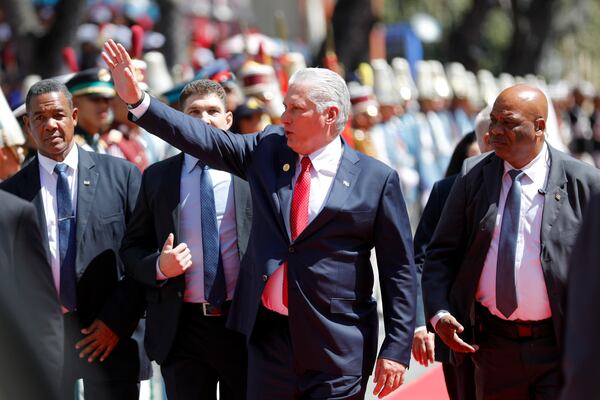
[283,156,312,306]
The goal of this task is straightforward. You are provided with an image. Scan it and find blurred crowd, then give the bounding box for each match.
[1,8,600,230]
[1,3,600,400]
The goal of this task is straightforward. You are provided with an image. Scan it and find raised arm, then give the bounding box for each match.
[102,40,143,105]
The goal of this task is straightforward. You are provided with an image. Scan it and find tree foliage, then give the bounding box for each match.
[384,0,600,82]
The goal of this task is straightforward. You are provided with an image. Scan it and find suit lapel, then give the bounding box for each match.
[17,158,51,261]
[295,145,360,242]
[479,155,504,234]
[276,146,297,241]
[75,148,99,267]
[233,175,252,258]
[540,146,567,243]
[164,154,183,243]
[483,155,503,208]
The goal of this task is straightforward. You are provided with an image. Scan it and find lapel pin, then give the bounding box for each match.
[282,163,290,172]
[343,180,350,187]
[83,180,91,186]
[555,193,560,201]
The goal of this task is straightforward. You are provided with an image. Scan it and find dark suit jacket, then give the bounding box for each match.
[560,193,600,399]
[120,152,252,363]
[130,97,417,376]
[422,145,600,363]
[0,190,63,399]
[0,147,150,381]
[413,175,457,363]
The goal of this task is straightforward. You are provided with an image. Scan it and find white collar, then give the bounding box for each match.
[183,153,202,174]
[503,142,549,184]
[38,144,79,176]
[299,135,343,175]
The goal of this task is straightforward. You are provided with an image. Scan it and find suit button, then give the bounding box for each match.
[177,291,183,298]
[289,246,295,253]
[262,274,268,282]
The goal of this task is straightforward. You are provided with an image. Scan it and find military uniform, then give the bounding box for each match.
[66,68,114,155]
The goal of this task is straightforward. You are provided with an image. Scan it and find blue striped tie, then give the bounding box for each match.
[199,164,226,306]
[496,169,525,318]
[54,163,77,311]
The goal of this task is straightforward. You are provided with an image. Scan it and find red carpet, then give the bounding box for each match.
[388,365,449,400]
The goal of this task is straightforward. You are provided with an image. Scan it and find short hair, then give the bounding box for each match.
[179,79,227,110]
[474,104,492,148]
[25,79,73,114]
[288,68,350,135]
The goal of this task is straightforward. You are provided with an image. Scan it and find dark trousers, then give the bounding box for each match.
[472,312,561,400]
[247,306,367,400]
[442,359,476,400]
[61,313,140,400]
[161,303,247,400]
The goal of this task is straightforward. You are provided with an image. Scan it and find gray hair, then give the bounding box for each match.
[288,68,350,134]
[26,79,73,115]
[474,104,491,151]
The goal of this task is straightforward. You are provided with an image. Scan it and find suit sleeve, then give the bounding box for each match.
[14,201,63,396]
[132,96,259,178]
[120,169,163,287]
[98,164,146,338]
[373,170,417,366]
[413,181,444,328]
[421,173,468,322]
[561,195,600,400]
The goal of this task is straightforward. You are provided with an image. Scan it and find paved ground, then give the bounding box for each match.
[363,308,437,399]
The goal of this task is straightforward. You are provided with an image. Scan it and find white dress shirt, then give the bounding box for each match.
[292,135,343,223]
[38,145,79,299]
[262,136,343,315]
[432,143,552,328]
[476,143,551,321]
[157,154,240,303]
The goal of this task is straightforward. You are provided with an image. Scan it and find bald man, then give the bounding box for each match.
[422,84,600,400]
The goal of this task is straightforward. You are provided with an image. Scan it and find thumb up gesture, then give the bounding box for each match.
[158,233,192,278]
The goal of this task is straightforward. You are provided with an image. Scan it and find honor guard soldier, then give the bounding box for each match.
[66,68,115,153]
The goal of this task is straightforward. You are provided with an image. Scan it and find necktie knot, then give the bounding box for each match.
[54,163,69,175]
[300,156,312,171]
[196,160,209,171]
[508,169,524,182]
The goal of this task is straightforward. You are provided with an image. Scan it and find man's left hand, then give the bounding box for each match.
[373,358,406,399]
[75,319,119,363]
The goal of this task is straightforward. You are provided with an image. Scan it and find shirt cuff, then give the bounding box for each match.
[129,92,151,119]
[156,257,168,281]
[414,325,427,334]
[431,310,451,332]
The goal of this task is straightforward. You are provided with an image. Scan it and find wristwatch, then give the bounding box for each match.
[127,91,146,110]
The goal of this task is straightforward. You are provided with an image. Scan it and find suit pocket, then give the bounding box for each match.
[330,298,357,314]
[101,212,124,223]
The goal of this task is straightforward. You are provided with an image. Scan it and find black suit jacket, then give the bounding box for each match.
[0,190,63,399]
[560,192,600,399]
[0,147,150,381]
[413,175,456,363]
[130,97,416,375]
[422,145,600,361]
[120,152,252,363]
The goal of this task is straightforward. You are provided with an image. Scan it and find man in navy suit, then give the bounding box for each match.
[104,40,416,400]
[120,79,250,399]
[0,79,150,399]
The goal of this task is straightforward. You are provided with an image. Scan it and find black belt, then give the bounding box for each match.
[183,301,231,317]
[477,304,554,340]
